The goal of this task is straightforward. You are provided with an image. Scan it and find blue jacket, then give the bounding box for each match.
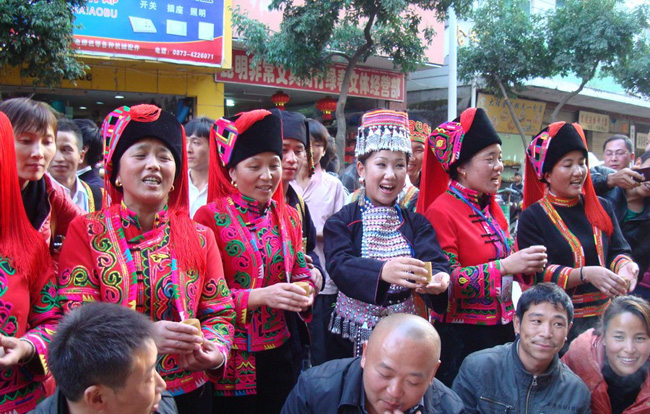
[281,357,464,414]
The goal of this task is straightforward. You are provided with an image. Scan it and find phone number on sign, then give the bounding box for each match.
[171,50,214,60]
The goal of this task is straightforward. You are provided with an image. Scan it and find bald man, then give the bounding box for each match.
[281,314,463,414]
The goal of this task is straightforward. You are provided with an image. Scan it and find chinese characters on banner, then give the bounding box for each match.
[215,49,405,102]
[477,93,546,135]
[579,111,611,133]
[73,0,229,67]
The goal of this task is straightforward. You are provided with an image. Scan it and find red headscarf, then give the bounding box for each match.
[0,111,51,279]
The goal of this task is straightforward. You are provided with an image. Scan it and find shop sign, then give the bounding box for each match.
[637,131,649,150]
[215,49,405,102]
[579,111,610,133]
[73,0,229,68]
[477,93,546,135]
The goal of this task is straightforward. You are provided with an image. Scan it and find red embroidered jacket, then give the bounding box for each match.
[424,181,518,325]
[57,204,235,396]
[195,194,313,396]
[0,256,61,414]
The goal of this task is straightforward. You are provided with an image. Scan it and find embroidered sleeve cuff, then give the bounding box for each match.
[539,265,571,290]
[452,261,500,299]
[610,255,633,274]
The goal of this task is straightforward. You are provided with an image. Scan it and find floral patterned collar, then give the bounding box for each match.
[231,192,272,219]
[119,201,169,232]
[449,180,492,211]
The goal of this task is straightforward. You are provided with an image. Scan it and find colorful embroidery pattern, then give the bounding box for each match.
[1,256,61,414]
[526,130,554,179]
[213,117,238,167]
[202,194,311,396]
[408,119,431,144]
[429,121,465,171]
[58,205,234,396]
[429,182,514,326]
[538,194,611,318]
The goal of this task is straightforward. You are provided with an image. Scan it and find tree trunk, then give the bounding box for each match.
[335,67,353,173]
[495,75,528,148]
[333,11,377,173]
[550,77,588,122]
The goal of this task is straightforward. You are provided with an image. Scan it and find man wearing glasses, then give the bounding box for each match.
[592,134,643,196]
[603,134,635,171]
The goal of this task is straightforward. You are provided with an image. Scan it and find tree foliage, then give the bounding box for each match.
[233,0,473,169]
[545,0,647,120]
[458,0,550,97]
[0,0,87,89]
[458,0,648,132]
[613,39,650,99]
[458,0,549,143]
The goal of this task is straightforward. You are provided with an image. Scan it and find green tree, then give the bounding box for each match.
[233,0,473,169]
[458,0,550,145]
[612,37,650,99]
[546,0,647,121]
[0,0,87,90]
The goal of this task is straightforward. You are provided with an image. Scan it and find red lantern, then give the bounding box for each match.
[271,90,290,110]
[316,96,338,120]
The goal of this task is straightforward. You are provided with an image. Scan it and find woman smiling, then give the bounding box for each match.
[56,104,235,413]
[417,108,547,386]
[194,109,315,414]
[563,296,650,414]
[518,122,638,345]
[324,109,450,359]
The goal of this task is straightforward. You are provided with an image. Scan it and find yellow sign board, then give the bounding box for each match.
[579,111,610,133]
[477,93,546,135]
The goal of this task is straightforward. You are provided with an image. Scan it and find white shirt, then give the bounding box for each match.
[188,169,208,218]
[76,165,92,177]
[52,174,91,213]
[291,166,347,295]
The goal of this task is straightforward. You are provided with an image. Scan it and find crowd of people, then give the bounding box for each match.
[0,96,649,414]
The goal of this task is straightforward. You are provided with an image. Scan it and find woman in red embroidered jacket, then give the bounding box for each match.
[194,109,314,414]
[56,105,235,414]
[0,98,82,259]
[518,122,638,345]
[417,108,548,386]
[0,112,62,413]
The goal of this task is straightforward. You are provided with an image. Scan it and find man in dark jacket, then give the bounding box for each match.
[281,313,463,414]
[30,302,176,414]
[452,283,591,414]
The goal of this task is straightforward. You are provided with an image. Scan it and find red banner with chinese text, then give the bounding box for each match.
[215,49,405,102]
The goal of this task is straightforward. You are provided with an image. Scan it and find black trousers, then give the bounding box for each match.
[308,293,349,366]
[435,322,515,387]
[213,341,297,414]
